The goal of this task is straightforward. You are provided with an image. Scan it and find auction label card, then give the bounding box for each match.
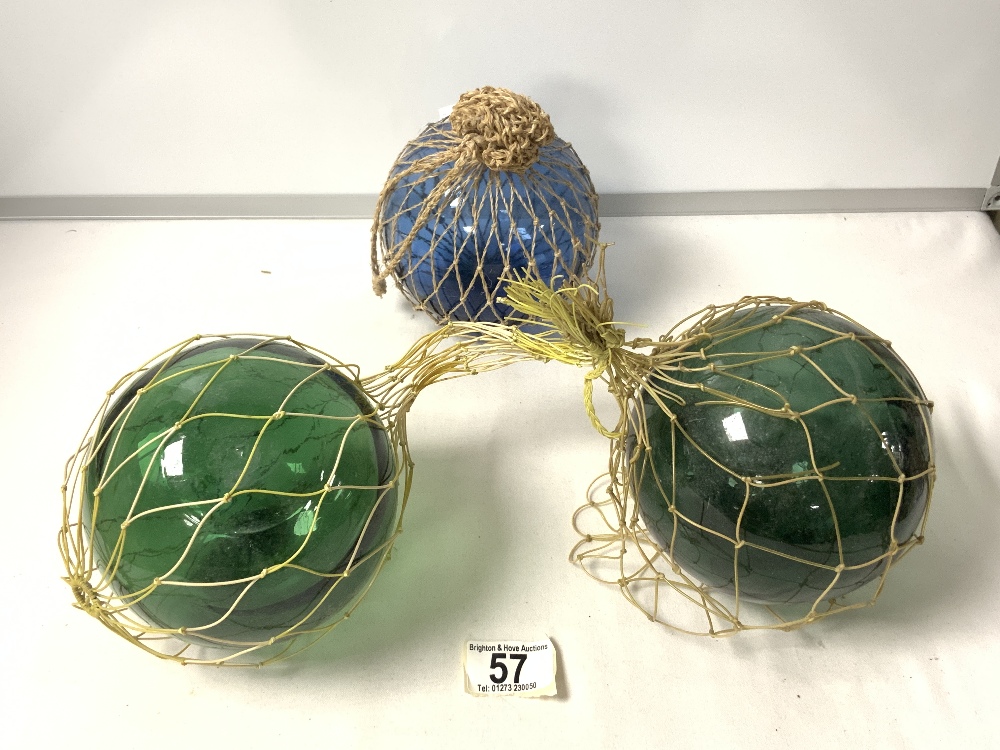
[464,638,557,697]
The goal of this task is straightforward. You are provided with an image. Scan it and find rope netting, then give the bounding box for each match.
[567,295,936,634]
[423,256,937,634]
[370,86,600,324]
[60,260,936,665]
[58,332,531,666]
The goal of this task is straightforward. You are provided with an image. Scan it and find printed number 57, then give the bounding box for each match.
[490,652,527,684]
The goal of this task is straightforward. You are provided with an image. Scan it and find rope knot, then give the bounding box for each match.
[578,316,626,361]
[449,86,555,171]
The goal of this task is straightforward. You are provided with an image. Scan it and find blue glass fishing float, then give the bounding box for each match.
[371,86,600,324]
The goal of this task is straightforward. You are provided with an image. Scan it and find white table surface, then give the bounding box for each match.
[2,212,997,748]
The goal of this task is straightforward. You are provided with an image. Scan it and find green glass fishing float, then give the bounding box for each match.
[633,303,934,609]
[60,336,401,664]
[487,273,935,633]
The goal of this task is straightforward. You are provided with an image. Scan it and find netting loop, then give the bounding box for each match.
[498,264,638,438]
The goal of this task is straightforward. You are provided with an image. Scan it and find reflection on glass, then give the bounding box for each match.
[722,411,749,442]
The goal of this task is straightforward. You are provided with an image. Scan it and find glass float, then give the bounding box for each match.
[60,336,401,665]
[371,86,600,324]
[491,276,940,633]
[633,304,933,609]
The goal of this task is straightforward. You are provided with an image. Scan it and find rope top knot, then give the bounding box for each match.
[449,86,555,172]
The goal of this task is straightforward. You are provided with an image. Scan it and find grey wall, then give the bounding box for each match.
[2,1,998,199]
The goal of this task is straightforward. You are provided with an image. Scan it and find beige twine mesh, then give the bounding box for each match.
[58,332,533,666]
[421,254,936,634]
[60,263,936,665]
[370,86,600,323]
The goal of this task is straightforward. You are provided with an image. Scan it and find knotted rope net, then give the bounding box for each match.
[371,86,600,324]
[428,257,937,634]
[59,332,532,666]
[60,267,936,665]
